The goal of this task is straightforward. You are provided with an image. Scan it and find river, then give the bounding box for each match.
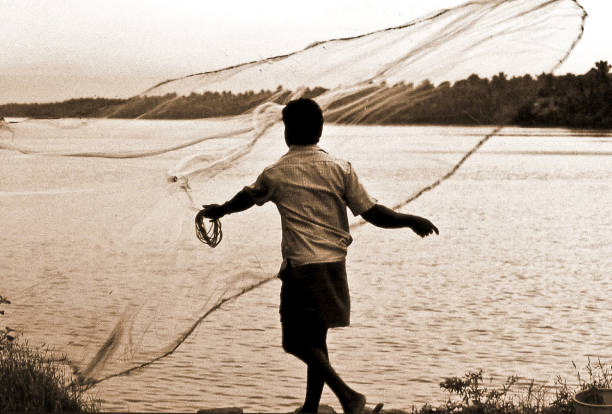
[1,120,610,412]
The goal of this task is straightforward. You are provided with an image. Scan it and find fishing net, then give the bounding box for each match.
[1,0,585,394]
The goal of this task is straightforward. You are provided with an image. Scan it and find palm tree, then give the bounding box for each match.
[595,60,610,81]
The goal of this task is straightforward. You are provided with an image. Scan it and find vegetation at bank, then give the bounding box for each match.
[406,370,574,414]
[1,61,610,129]
[0,295,99,412]
[400,359,611,414]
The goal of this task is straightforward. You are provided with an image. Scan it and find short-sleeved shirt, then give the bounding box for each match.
[244,144,376,267]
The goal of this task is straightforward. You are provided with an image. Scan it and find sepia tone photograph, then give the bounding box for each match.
[1,1,611,413]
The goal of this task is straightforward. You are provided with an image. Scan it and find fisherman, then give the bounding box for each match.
[202,98,438,414]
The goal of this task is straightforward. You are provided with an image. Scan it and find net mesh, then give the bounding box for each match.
[0,0,586,389]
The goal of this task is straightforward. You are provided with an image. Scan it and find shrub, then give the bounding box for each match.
[0,295,99,412]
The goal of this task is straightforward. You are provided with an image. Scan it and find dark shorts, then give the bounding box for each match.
[279,260,350,328]
[281,315,328,357]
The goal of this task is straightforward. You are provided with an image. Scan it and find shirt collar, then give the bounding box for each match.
[288,144,321,152]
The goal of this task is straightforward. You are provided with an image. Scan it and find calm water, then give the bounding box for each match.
[1,120,611,412]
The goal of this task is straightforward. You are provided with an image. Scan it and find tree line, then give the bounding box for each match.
[1,61,610,128]
[325,60,612,128]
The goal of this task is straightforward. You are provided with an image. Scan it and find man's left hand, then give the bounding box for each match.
[410,216,439,238]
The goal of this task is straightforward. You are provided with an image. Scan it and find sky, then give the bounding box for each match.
[1,0,610,104]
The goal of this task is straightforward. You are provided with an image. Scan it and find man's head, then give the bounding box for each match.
[282,98,324,146]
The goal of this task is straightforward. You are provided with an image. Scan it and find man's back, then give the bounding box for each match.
[245,145,376,266]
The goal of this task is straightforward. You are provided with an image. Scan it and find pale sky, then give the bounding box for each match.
[1,0,610,104]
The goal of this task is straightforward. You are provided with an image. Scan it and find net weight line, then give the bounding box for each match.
[350,126,503,229]
[74,276,273,389]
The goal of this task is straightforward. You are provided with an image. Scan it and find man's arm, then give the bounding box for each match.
[201,189,256,219]
[361,204,439,237]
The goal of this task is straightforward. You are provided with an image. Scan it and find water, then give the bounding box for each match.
[1,121,611,412]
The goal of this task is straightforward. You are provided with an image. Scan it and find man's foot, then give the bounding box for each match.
[342,392,366,414]
[370,403,384,414]
[294,407,315,414]
[294,404,336,414]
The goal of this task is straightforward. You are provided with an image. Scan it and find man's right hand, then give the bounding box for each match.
[201,204,226,220]
[409,216,439,238]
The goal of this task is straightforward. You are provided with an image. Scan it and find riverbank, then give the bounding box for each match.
[2,331,609,414]
[1,61,611,129]
[1,337,609,414]
[82,362,612,414]
[3,295,609,413]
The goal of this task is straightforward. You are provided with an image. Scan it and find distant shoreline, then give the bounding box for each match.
[2,61,611,129]
[5,117,612,133]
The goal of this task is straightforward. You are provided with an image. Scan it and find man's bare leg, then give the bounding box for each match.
[299,347,365,414]
[302,329,328,413]
[285,330,365,413]
[302,363,325,412]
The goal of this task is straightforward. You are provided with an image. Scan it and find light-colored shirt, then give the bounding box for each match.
[244,145,376,267]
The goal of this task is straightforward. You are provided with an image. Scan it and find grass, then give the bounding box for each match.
[401,370,575,414]
[1,294,99,412]
[391,359,611,414]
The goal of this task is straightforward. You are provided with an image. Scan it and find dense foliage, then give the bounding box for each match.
[1,62,610,128]
[515,61,612,128]
[393,361,611,414]
[327,61,612,128]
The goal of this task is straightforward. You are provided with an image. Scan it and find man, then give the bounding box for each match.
[202,98,438,414]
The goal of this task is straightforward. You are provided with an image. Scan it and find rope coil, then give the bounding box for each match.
[195,209,223,247]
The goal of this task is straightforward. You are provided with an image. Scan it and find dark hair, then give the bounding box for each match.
[282,98,324,146]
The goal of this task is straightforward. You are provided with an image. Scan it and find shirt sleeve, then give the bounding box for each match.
[243,170,274,206]
[344,162,377,216]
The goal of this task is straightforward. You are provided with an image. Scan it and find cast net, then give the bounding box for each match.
[0,0,585,390]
